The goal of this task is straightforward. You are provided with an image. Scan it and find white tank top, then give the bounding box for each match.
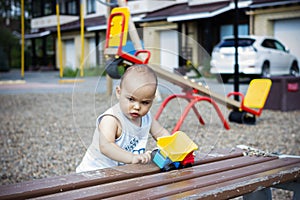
[76,103,152,172]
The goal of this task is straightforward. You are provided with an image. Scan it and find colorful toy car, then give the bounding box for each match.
[151,131,198,171]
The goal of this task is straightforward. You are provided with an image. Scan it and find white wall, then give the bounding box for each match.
[274,18,300,63]
[160,30,179,72]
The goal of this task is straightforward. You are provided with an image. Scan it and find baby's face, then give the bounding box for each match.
[117,79,156,125]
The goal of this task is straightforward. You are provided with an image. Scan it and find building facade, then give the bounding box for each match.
[27,0,300,73]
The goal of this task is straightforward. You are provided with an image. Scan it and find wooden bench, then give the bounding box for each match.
[0,148,299,200]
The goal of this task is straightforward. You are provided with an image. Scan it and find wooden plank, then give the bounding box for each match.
[104,158,300,200]
[150,65,241,109]
[0,164,157,200]
[162,164,300,200]
[194,148,243,165]
[31,156,277,199]
[0,148,241,200]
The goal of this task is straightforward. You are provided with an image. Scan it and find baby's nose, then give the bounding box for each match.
[133,102,140,110]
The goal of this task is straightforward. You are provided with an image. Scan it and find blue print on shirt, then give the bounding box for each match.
[124,137,145,154]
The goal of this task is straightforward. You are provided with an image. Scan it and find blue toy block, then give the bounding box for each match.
[153,150,172,169]
[173,162,181,169]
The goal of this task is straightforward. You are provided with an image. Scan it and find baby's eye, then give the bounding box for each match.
[127,97,134,102]
[142,101,151,105]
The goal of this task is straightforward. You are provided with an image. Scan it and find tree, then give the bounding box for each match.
[0,0,31,70]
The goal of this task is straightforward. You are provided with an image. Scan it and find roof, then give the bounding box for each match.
[141,0,299,22]
[250,0,300,8]
[141,0,254,22]
[29,0,300,35]
[45,15,107,33]
[142,1,231,22]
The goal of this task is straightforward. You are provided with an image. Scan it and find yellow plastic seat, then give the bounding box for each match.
[227,79,272,116]
[104,7,151,65]
[244,79,272,109]
[107,7,129,47]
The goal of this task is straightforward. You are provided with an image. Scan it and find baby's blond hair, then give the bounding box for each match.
[120,64,157,88]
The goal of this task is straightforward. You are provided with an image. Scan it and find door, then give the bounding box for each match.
[64,39,76,70]
[160,30,179,72]
[261,39,282,74]
[273,39,291,74]
[88,37,96,67]
[274,18,300,65]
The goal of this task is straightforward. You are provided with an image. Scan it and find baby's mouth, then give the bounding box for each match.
[130,112,140,118]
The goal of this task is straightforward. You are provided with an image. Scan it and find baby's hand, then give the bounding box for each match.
[131,151,151,164]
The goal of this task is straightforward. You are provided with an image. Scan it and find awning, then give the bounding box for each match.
[87,25,107,32]
[167,4,232,22]
[13,30,51,39]
[25,31,51,39]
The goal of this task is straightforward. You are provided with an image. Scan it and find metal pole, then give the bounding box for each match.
[56,0,63,78]
[106,0,113,95]
[21,0,25,79]
[234,0,239,101]
[80,0,85,77]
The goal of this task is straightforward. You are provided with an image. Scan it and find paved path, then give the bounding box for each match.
[0,70,119,94]
[0,70,248,96]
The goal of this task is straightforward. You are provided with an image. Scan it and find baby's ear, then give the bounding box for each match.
[115,85,121,99]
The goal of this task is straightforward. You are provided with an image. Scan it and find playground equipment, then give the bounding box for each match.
[104,7,151,78]
[151,131,198,171]
[155,89,230,132]
[103,6,240,130]
[227,78,272,124]
[103,4,272,129]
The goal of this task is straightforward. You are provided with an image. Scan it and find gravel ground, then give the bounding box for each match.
[0,91,299,199]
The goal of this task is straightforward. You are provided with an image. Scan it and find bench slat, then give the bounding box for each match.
[104,158,300,200]
[0,148,241,200]
[31,156,277,199]
[163,164,300,200]
[0,164,157,200]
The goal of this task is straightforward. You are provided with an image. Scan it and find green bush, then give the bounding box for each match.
[62,65,106,77]
[83,66,106,77]
[63,67,79,77]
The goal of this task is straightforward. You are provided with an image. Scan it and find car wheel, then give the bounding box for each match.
[261,62,270,78]
[290,62,299,77]
[162,163,177,172]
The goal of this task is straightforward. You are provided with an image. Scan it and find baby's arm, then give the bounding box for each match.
[150,118,170,140]
[98,115,151,164]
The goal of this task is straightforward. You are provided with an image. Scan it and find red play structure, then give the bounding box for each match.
[104,6,272,130]
[104,7,231,131]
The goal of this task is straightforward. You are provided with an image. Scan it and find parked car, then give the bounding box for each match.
[210,35,299,83]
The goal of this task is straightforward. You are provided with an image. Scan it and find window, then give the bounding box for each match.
[32,0,78,17]
[32,1,42,17]
[274,40,286,52]
[219,39,255,48]
[86,0,96,14]
[67,1,77,15]
[62,0,79,15]
[220,24,249,40]
[44,0,54,15]
[262,39,276,49]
